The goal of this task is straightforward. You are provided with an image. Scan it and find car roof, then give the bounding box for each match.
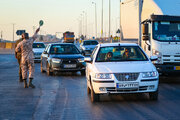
[48,43,74,46]
[83,40,98,42]
[98,43,139,47]
[33,42,45,44]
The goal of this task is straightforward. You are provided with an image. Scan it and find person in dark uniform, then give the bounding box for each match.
[15,38,23,82]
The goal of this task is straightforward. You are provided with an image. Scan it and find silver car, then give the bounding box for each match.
[80,40,99,56]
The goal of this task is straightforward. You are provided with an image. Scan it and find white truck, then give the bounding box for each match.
[121,0,180,74]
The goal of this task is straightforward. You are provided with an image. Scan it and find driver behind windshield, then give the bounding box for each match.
[105,52,113,61]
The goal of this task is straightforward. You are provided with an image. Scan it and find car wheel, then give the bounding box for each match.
[40,62,45,73]
[47,63,53,76]
[81,70,86,76]
[87,86,91,94]
[90,83,99,102]
[149,90,158,101]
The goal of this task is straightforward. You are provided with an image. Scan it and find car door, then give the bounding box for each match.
[86,46,98,80]
[41,45,50,70]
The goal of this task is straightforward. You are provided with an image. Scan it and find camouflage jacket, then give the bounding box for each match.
[15,38,23,59]
[15,34,38,63]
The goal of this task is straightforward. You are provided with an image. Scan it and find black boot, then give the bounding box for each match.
[28,78,35,88]
[23,79,28,88]
[19,75,23,82]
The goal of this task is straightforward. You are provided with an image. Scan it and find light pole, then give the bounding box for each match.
[101,0,104,39]
[80,13,84,36]
[83,11,87,39]
[92,2,97,38]
[12,23,15,41]
[120,0,122,42]
[109,0,111,39]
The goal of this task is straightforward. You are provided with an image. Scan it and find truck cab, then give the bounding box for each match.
[142,15,180,74]
[121,0,180,75]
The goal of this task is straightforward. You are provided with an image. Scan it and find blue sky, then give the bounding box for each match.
[0,0,121,40]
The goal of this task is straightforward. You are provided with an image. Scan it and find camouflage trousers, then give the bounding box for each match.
[21,59,34,79]
[17,58,22,78]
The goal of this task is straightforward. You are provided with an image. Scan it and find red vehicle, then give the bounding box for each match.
[63,31,75,43]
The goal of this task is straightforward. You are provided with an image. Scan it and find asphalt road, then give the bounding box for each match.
[0,54,180,120]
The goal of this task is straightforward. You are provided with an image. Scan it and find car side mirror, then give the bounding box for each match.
[43,51,48,54]
[84,57,92,63]
[150,56,158,61]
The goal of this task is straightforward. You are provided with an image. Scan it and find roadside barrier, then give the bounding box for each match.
[0,42,15,49]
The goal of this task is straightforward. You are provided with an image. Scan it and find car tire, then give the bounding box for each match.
[90,83,99,102]
[87,86,91,94]
[47,63,53,76]
[81,70,86,76]
[40,62,45,73]
[149,90,158,101]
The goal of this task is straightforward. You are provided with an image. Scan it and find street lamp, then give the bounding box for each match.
[101,0,104,39]
[109,0,111,39]
[83,11,87,39]
[92,2,97,38]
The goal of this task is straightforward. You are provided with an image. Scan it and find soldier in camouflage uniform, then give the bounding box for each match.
[15,38,23,82]
[15,28,40,88]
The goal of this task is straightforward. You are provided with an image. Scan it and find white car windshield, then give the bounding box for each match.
[96,46,148,62]
[33,43,45,48]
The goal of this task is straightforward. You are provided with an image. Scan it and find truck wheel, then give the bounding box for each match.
[90,84,99,102]
[40,62,45,73]
[149,90,158,101]
[47,64,53,76]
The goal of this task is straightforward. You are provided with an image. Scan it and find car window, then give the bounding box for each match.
[33,43,45,48]
[50,44,80,54]
[83,41,98,45]
[96,46,148,62]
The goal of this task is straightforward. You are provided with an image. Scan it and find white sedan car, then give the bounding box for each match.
[85,43,159,102]
[33,42,46,62]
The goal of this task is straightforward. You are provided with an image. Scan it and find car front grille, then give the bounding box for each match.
[62,59,77,64]
[114,73,140,81]
[34,52,42,55]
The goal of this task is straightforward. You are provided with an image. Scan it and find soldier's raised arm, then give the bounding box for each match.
[32,27,40,41]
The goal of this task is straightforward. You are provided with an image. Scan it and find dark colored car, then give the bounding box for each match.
[41,43,86,75]
[80,40,99,56]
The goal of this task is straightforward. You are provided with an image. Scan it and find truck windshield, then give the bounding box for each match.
[153,21,180,41]
[96,46,148,62]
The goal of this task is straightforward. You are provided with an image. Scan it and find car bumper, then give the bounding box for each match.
[51,62,86,72]
[83,50,93,56]
[155,63,180,74]
[91,79,159,94]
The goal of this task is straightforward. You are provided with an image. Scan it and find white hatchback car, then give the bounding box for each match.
[33,42,46,62]
[85,43,159,102]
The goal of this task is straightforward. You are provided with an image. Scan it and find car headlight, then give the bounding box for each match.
[78,58,84,62]
[52,58,61,63]
[142,71,158,78]
[95,73,112,79]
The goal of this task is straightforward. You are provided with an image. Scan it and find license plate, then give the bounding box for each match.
[117,82,139,89]
[174,66,180,70]
[64,64,76,68]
